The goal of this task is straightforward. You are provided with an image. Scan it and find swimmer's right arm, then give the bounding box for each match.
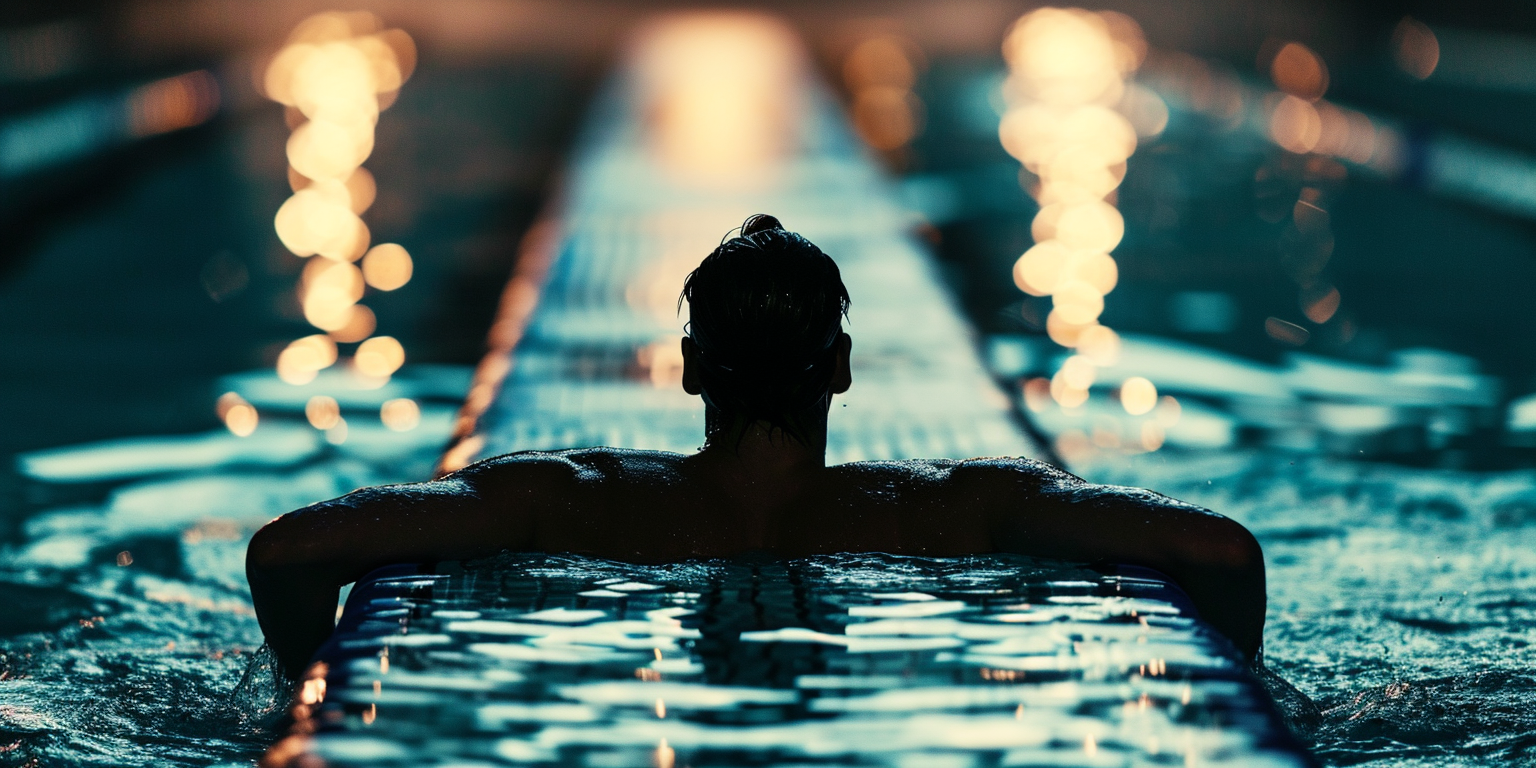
[972,460,1266,661]
[245,455,568,677]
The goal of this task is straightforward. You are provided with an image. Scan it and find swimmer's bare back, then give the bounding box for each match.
[247,447,1264,677]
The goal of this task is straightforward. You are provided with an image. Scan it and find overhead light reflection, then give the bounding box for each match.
[355,335,405,378]
[1392,18,1439,80]
[635,13,800,184]
[306,395,342,430]
[843,34,926,155]
[265,12,415,391]
[380,398,421,431]
[361,243,413,290]
[1268,42,1328,101]
[1001,7,1150,445]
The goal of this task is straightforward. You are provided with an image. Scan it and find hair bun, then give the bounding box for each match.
[740,214,783,237]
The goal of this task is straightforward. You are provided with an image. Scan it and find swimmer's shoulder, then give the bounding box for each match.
[457,447,688,491]
[828,455,1081,495]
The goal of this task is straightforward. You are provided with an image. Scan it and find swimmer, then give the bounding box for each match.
[247,214,1265,678]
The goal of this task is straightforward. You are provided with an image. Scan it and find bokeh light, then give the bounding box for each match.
[361,243,413,290]
[265,11,416,392]
[844,34,925,154]
[1301,284,1342,324]
[1119,376,1157,415]
[276,334,339,384]
[305,395,341,430]
[1269,42,1328,101]
[328,303,377,343]
[1001,7,1150,430]
[1393,18,1439,80]
[217,392,259,437]
[1270,95,1322,154]
[380,398,421,431]
[636,13,800,183]
[355,335,405,378]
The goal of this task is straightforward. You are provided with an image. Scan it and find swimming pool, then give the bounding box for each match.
[265,553,1309,767]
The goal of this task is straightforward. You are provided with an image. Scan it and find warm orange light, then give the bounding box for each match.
[302,261,366,332]
[636,13,800,184]
[1392,18,1439,80]
[325,417,348,445]
[1004,8,1147,400]
[1301,284,1341,323]
[853,87,922,151]
[1312,101,1353,157]
[277,334,339,384]
[1049,368,1090,408]
[291,42,378,122]
[380,398,420,431]
[215,391,246,419]
[224,403,258,436]
[844,36,917,90]
[1119,84,1168,138]
[1120,376,1157,415]
[1063,252,1118,296]
[361,243,412,290]
[1339,111,1377,165]
[1140,421,1165,451]
[1270,95,1322,154]
[1059,355,1097,390]
[328,304,377,343]
[1269,42,1328,101]
[1076,324,1121,365]
[639,339,686,388]
[287,118,375,181]
[344,167,376,213]
[1023,377,1053,412]
[1051,280,1105,325]
[655,739,676,768]
[1004,9,1122,106]
[1053,201,1124,253]
[127,71,220,137]
[355,335,405,378]
[306,395,341,430]
[1045,310,1093,347]
[1014,241,1070,296]
[275,185,369,261]
[1037,148,1126,204]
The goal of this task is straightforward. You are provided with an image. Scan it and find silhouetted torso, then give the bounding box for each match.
[520,448,999,561]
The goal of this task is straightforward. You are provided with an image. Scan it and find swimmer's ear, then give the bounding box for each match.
[830,332,852,395]
[681,336,703,396]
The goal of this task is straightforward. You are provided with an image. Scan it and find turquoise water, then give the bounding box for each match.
[3,405,1534,765]
[277,552,1304,767]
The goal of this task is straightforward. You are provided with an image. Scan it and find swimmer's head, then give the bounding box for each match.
[679,214,852,444]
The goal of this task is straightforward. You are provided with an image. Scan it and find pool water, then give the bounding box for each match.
[272,553,1306,768]
[3,423,1535,766]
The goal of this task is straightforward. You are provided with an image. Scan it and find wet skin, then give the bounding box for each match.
[248,335,1265,677]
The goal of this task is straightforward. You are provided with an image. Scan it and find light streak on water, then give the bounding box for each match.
[261,11,416,420]
[998,8,1155,453]
[232,11,425,445]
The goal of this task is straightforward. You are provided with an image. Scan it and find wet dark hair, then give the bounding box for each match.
[680,214,851,443]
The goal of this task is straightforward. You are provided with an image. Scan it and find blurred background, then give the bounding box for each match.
[4,0,1535,466]
[2,1,1535,766]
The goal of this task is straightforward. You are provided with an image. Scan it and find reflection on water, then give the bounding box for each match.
[4,379,1535,766]
[272,553,1305,767]
[0,366,465,767]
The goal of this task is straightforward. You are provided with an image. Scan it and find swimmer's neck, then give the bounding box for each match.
[691,405,828,488]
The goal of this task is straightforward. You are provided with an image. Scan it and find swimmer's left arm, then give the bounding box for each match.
[245,456,562,677]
